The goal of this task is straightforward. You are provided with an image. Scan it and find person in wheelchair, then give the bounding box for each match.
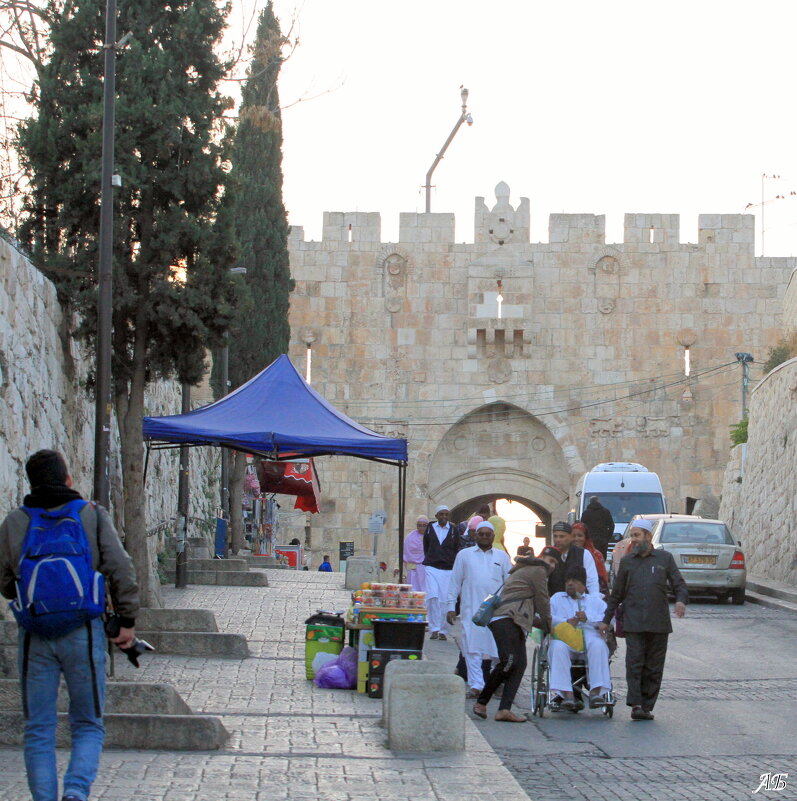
[549,565,612,711]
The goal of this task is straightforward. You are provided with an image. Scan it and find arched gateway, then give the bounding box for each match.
[427,403,573,541]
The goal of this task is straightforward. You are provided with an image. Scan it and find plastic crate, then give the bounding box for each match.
[372,620,426,650]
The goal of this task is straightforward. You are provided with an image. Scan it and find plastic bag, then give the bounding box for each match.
[313,646,358,689]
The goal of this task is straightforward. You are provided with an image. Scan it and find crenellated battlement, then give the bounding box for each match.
[289,182,757,249]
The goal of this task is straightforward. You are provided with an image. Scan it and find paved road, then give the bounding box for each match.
[470,599,797,801]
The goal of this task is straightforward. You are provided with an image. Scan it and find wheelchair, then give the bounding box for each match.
[530,631,615,718]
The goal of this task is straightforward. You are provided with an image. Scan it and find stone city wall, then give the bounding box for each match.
[0,237,220,549]
[719,267,797,582]
[286,184,795,572]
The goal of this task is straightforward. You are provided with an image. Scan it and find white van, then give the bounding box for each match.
[574,463,667,540]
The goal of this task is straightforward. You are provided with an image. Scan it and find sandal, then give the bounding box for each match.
[495,710,528,723]
[472,703,488,719]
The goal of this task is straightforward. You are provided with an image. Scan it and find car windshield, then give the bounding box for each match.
[590,493,665,524]
[659,522,734,545]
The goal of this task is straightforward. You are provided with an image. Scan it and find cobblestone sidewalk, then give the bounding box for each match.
[0,571,531,801]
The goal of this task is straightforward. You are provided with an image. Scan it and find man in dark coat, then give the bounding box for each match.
[580,496,614,558]
[599,519,688,720]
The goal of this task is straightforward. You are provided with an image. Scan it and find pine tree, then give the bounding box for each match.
[214,2,293,554]
[18,0,237,605]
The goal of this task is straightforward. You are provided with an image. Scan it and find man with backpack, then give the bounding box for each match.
[0,450,139,801]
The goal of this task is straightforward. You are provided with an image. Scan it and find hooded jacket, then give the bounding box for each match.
[496,555,551,633]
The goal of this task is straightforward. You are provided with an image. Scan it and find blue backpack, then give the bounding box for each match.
[11,499,105,638]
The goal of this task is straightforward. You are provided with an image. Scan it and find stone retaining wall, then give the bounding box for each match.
[718,265,797,582]
[0,237,219,548]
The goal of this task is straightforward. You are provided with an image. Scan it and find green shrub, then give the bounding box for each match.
[730,418,748,446]
[763,331,797,373]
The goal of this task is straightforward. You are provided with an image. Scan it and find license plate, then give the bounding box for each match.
[682,555,716,565]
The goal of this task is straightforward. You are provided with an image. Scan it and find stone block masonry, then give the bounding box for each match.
[286,182,794,572]
[0,238,220,549]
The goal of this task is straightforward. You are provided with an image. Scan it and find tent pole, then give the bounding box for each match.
[398,462,406,583]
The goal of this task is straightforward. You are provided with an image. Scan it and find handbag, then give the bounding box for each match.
[471,587,504,627]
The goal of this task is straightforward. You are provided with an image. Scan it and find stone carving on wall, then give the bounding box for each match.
[377,246,412,314]
[589,247,629,317]
[589,415,678,438]
[487,356,512,384]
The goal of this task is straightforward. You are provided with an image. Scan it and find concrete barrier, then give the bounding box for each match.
[345,556,378,589]
[381,659,452,727]
[387,673,465,752]
[163,558,250,573]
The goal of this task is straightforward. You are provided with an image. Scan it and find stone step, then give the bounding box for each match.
[136,630,250,659]
[137,607,219,632]
[0,711,228,750]
[164,569,268,587]
[245,555,293,570]
[0,678,192,715]
[164,557,250,572]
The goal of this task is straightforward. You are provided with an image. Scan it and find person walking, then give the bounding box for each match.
[402,516,428,592]
[445,521,512,699]
[423,505,462,640]
[598,518,688,720]
[548,522,600,597]
[580,496,614,558]
[472,546,556,722]
[0,450,139,801]
[318,555,333,572]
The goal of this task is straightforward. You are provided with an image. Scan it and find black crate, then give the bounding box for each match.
[367,674,383,698]
[372,620,426,650]
[367,648,423,678]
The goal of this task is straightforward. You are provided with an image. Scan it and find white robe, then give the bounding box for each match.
[446,546,512,660]
[549,591,611,695]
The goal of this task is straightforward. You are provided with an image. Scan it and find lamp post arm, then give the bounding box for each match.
[424,111,468,213]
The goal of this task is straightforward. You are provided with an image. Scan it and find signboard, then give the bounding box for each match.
[339,541,355,561]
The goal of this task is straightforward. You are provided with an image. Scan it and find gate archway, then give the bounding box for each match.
[428,402,572,541]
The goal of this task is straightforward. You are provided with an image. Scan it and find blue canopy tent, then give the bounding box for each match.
[142,355,409,571]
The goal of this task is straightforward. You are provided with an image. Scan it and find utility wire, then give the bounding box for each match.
[339,360,738,407]
[361,363,736,427]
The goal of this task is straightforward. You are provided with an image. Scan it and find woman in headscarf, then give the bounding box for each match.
[403,515,428,592]
[571,521,608,596]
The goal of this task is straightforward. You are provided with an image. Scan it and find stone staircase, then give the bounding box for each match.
[136,607,249,658]
[163,556,269,587]
[0,678,228,750]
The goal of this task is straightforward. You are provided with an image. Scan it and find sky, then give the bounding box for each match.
[257,0,797,255]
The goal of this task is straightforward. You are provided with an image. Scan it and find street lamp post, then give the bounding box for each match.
[92,0,119,508]
[423,87,473,213]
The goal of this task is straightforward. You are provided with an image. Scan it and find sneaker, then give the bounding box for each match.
[430,632,439,640]
[438,633,447,641]
[631,705,654,720]
[62,795,84,801]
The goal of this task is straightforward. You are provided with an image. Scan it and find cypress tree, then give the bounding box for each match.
[18,0,237,605]
[215,1,293,554]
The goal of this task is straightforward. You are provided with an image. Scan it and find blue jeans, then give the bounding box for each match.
[18,618,106,801]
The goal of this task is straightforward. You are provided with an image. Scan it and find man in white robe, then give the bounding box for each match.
[548,565,612,710]
[423,504,461,640]
[446,521,512,696]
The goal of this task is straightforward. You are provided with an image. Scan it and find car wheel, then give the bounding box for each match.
[731,588,745,605]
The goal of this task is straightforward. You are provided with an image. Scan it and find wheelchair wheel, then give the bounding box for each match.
[530,647,547,717]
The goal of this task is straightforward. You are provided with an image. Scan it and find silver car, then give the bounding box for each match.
[650,517,746,605]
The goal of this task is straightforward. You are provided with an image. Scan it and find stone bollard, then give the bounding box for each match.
[387,673,465,752]
[344,556,379,589]
[381,659,453,727]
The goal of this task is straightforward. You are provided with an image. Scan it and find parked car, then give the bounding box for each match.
[650,517,746,605]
